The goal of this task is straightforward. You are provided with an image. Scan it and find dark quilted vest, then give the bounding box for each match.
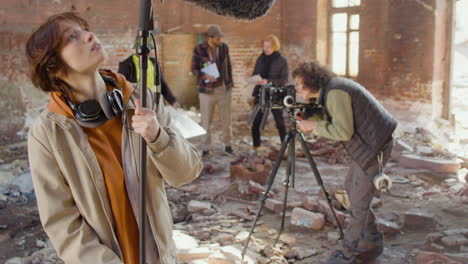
[319,77,397,168]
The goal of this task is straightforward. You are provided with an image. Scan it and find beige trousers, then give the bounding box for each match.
[199,85,232,149]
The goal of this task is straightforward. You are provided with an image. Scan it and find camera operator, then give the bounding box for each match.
[293,62,397,264]
[249,34,288,153]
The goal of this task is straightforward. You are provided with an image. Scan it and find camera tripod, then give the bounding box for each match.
[242,106,345,259]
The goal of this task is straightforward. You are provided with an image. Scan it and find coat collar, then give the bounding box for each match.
[43,70,138,128]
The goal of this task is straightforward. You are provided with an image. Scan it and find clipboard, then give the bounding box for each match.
[201,63,220,79]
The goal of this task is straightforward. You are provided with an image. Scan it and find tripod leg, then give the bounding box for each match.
[298,132,345,239]
[291,130,296,189]
[248,105,260,125]
[275,131,296,245]
[264,131,292,188]
[260,105,270,130]
[242,131,293,259]
[285,140,292,190]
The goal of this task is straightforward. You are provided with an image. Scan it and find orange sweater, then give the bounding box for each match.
[46,71,139,264]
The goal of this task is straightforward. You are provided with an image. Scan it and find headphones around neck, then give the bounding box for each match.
[67,74,124,128]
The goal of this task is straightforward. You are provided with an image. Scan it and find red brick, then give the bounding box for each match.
[403,208,437,231]
[441,235,468,248]
[287,201,303,209]
[265,198,284,213]
[376,219,401,235]
[217,234,234,246]
[317,200,346,228]
[247,180,266,195]
[444,253,468,263]
[302,196,320,212]
[230,161,271,185]
[415,250,462,264]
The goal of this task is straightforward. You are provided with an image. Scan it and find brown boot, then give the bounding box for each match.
[355,231,383,261]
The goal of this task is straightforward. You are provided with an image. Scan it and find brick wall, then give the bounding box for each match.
[153,0,324,118]
[0,0,147,144]
[0,0,454,144]
[160,33,199,106]
[385,0,437,102]
[154,0,286,115]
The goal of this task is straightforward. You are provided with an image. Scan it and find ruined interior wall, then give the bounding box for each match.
[360,0,451,125]
[280,0,318,74]
[431,0,452,120]
[384,0,436,103]
[155,0,285,114]
[358,0,391,96]
[0,0,454,145]
[0,0,140,145]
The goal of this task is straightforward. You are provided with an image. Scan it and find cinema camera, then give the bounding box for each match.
[248,84,323,129]
[243,83,344,259]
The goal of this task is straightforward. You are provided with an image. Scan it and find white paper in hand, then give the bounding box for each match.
[165,106,206,139]
[201,63,220,79]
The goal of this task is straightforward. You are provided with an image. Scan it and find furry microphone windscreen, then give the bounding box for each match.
[184,0,276,20]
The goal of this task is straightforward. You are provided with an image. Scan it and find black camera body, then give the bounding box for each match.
[256,84,296,109]
[249,84,323,130]
[300,98,323,119]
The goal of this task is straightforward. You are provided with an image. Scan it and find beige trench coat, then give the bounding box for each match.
[28,94,203,264]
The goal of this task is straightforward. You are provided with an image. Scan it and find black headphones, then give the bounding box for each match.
[67,74,124,128]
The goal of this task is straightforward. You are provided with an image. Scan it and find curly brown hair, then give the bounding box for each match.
[292,62,336,92]
[25,12,89,96]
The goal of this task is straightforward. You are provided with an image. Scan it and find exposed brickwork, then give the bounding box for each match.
[385,0,438,102]
[0,0,454,144]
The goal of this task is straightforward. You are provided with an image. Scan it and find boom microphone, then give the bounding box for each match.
[184,0,276,20]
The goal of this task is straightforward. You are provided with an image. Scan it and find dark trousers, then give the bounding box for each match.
[251,108,286,147]
[342,138,394,256]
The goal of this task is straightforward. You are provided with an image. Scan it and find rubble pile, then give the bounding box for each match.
[266,138,350,165]
[2,127,468,263]
[173,214,320,264]
[410,229,468,264]
[230,156,272,185]
[394,130,466,174]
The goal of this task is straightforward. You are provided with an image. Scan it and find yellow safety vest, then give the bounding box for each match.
[132,54,155,91]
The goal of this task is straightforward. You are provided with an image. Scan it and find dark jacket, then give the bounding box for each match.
[251,51,288,99]
[117,55,177,105]
[191,41,234,94]
[319,77,397,169]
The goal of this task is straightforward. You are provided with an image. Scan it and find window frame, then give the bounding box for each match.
[328,1,361,78]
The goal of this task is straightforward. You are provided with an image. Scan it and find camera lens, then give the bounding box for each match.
[283,95,295,107]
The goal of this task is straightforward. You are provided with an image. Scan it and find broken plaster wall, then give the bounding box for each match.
[156,0,452,125]
[155,0,318,121]
[378,0,451,122]
[0,0,454,145]
[0,0,140,145]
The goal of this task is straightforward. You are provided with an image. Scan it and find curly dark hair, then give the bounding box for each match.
[292,62,336,92]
